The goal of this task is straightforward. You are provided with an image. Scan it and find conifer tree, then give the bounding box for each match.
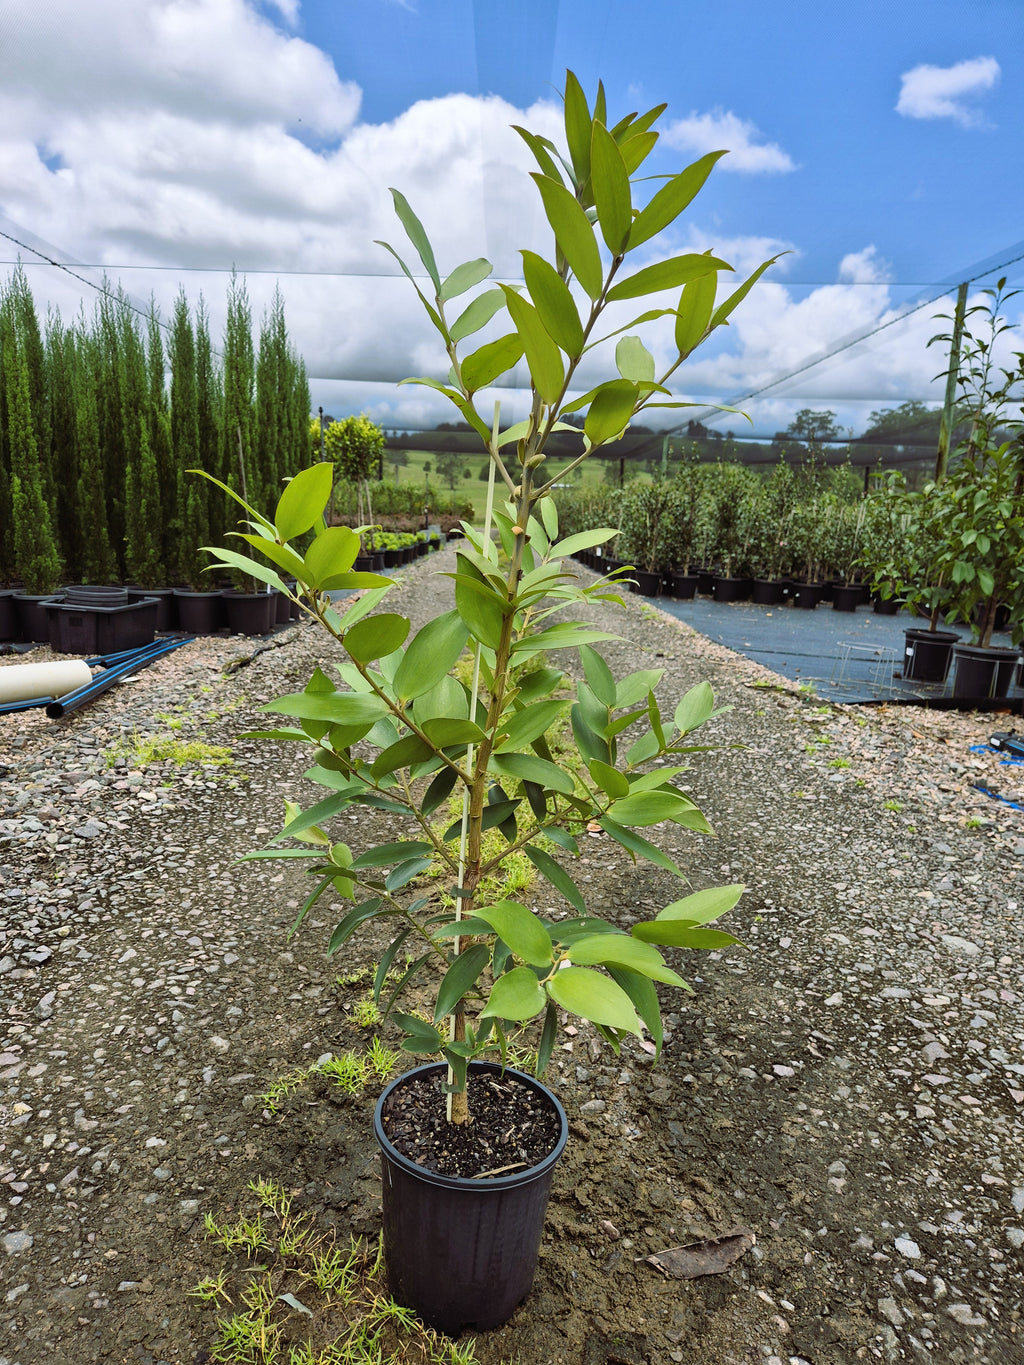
[124,415,164,586]
[222,271,255,511]
[94,286,129,568]
[73,336,117,584]
[146,301,176,578]
[170,291,205,586]
[195,296,225,544]
[46,312,81,577]
[3,324,61,593]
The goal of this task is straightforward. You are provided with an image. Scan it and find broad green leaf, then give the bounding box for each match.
[480,965,547,1022]
[500,286,565,405]
[389,188,440,290]
[571,704,610,766]
[273,792,352,843]
[495,699,566,749]
[432,916,494,941]
[433,944,491,1023]
[615,335,656,382]
[675,269,717,356]
[544,826,579,855]
[531,173,603,300]
[440,257,491,303]
[262,690,388,727]
[521,251,585,357]
[674,681,715,735]
[608,789,694,826]
[474,900,554,967]
[421,765,458,818]
[550,527,619,559]
[449,288,508,343]
[628,151,727,250]
[377,240,445,335]
[632,923,742,950]
[568,933,685,986]
[392,1012,444,1053]
[202,547,285,593]
[607,254,730,304]
[301,526,361,589]
[460,333,524,393]
[350,841,433,870]
[412,674,469,728]
[393,611,469,702]
[327,898,386,954]
[524,846,586,914]
[579,643,616,707]
[386,856,433,892]
[421,718,485,747]
[454,557,507,650]
[511,124,565,183]
[615,668,663,708]
[343,613,410,664]
[490,751,576,795]
[274,462,334,542]
[547,966,640,1034]
[710,254,782,328]
[563,69,592,189]
[588,759,628,798]
[585,380,639,445]
[440,798,521,842]
[236,534,306,579]
[656,884,745,925]
[590,120,632,254]
[513,666,565,705]
[512,622,616,654]
[617,129,658,175]
[607,965,667,1057]
[370,734,435,778]
[598,816,684,875]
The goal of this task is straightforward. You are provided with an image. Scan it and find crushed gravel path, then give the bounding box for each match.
[1,545,1022,1365]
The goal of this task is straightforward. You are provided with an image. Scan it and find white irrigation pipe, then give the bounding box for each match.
[0,659,92,705]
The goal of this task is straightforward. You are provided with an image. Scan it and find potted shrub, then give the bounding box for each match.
[707,463,756,600]
[617,481,680,595]
[828,498,866,612]
[666,450,706,598]
[197,71,775,1337]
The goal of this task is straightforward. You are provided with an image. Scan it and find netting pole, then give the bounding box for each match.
[936,282,968,482]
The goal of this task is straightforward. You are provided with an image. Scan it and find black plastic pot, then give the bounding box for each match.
[872,594,899,616]
[903,629,959,684]
[374,1061,568,1336]
[45,596,159,655]
[669,572,698,600]
[221,591,276,636]
[951,644,1021,700]
[752,578,784,606]
[173,589,224,635]
[696,569,714,595]
[0,589,17,642]
[12,593,59,643]
[274,589,292,625]
[793,582,819,610]
[126,587,177,632]
[383,548,403,568]
[711,576,747,603]
[629,569,662,597]
[831,584,862,613]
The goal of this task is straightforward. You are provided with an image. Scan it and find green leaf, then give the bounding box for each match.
[598,816,684,875]
[421,765,458,818]
[656,884,744,926]
[675,269,718,356]
[431,916,494,941]
[608,789,692,826]
[673,681,715,735]
[616,129,658,175]
[536,1001,559,1076]
[615,668,663,708]
[373,926,412,1003]
[454,556,507,649]
[490,751,576,795]
[440,257,491,303]
[480,965,547,1022]
[513,622,616,654]
[389,188,440,291]
[543,826,579,855]
[632,923,742,950]
[386,856,433,892]
[547,966,640,1034]
[615,336,655,382]
[274,793,352,843]
[512,125,565,183]
[584,380,640,446]
[571,703,610,767]
[562,69,593,189]
[524,846,586,914]
[236,534,306,579]
[392,1012,444,1053]
[370,735,435,778]
[343,613,410,663]
[495,699,566,750]
[550,527,619,560]
[327,898,385,954]
[607,254,730,304]
[590,120,632,254]
[274,462,334,542]
[420,717,486,747]
[499,285,565,405]
[568,933,684,986]
[473,900,554,967]
[607,965,667,1056]
[433,944,491,1023]
[521,251,585,357]
[710,255,782,328]
[262,690,388,728]
[460,333,525,393]
[449,288,508,344]
[531,173,603,301]
[202,547,285,593]
[577,644,615,707]
[393,611,469,702]
[303,526,360,587]
[350,841,433,870]
[588,759,628,798]
[628,151,727,250]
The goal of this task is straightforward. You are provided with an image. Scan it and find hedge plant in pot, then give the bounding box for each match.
[617,480,680,596]
[828,498,866,612]
[707,463,756,600]
[197,71,774,1338]
[666,450,706,598]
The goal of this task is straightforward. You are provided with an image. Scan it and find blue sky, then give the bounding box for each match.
[2,0,1022,437]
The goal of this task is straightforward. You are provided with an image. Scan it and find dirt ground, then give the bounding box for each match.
[2,547,1023,1365]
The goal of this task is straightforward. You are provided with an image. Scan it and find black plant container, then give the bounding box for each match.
[374,1061,568,1336]
[831,584,862,613]
[221,591,276,636]
[951,644,1020,700]
[903,628,959,684]
[872,594,899,616]
[0,589,18,642]
[126,587,177,632]
[752,578,784,606]
[629,569,662,597]
[12,593,59,644]
[669,572,698,600]
[711,575,747,603]
[793,582,819,610]
[173,589,224,635]
[46,596,158,655]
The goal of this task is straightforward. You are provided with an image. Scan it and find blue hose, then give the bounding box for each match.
[44,635,195,718]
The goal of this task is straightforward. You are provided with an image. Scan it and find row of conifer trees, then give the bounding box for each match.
[0,267,310,593]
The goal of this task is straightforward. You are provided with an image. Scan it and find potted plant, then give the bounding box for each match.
[828,498,866,612]
[196,71,775,1337]
[666,449,706,598]
[707,463,755,600]
[617,480,680,595]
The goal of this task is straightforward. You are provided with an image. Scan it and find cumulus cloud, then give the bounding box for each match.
[660,110,797,173]
[896,57,1000,127]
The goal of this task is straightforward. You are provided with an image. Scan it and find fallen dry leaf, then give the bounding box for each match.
[645,1227,756,1279]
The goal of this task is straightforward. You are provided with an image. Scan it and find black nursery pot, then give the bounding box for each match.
[374,1061,568,1336]
[628,569,662,597]
[951,644,1021,700]
[831,584,862,613]
[903,628,959,684]
[173,588,225,635]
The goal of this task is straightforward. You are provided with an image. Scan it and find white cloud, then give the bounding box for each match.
[896,57,1000,127]
[661,110,796,173]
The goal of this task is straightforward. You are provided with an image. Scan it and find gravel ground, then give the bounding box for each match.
[1,544,1023,1365]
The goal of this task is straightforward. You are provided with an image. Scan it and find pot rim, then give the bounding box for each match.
[373,1060,568,1193]
[952,643,1021,659]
